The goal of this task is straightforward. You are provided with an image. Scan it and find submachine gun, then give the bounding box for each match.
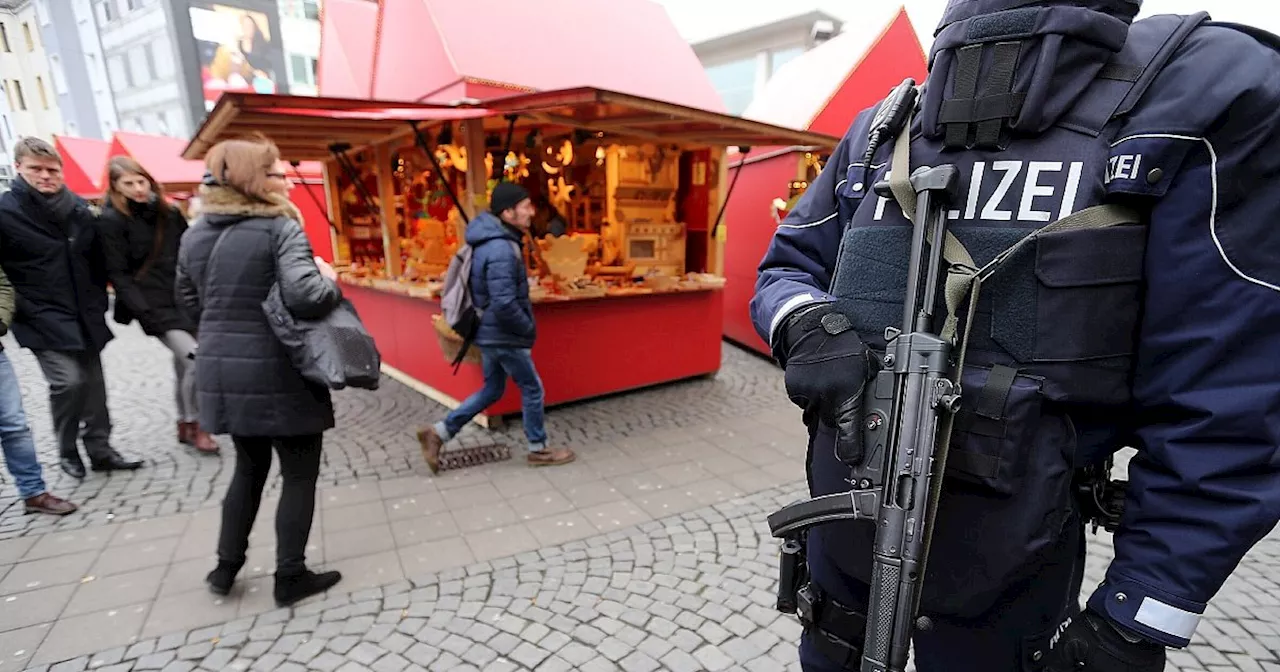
[767,81,965,672]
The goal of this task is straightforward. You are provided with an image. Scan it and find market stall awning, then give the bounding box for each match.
[475,87,839,149]
[54,135,110,198]
[109,131,208,192]
[366,0,726,112]
[182,93,493,161]
[316,0,379,99]
[742,7,926,138]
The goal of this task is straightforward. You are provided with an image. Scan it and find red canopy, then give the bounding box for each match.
[318,0,725,112]
[316,0,379,99]
[54,135,111,198]
[108,131,208,192]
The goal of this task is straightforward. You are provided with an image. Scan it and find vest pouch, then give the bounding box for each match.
[920,386,1078,618]
[1032,224,1148,362]
[944,364,1045,497]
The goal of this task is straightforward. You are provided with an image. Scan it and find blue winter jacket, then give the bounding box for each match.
[466,212,535,349]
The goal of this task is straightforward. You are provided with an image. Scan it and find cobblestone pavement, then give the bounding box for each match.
[2,326,1280,671]
[0,322,789,540]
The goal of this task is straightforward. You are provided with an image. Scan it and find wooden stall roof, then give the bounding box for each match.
[474,87,840,149]
[182,93,493,161]
[183,88,839,163]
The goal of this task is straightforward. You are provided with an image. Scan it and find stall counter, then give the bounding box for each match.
[342,281,724,426]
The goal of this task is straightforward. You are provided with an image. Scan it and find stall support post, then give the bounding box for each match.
[710,147,730,276]
[323,159,347,263]
[374,142,402,278]
[463,120,488,218]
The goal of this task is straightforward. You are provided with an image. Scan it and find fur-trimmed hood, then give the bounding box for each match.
[197,184,303,224]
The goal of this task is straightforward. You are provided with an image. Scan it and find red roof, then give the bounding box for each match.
[316,0,379,99]
[742,7,927,138]
[320,0,724,112]
[54,135,111,198]
[109,131,208,191]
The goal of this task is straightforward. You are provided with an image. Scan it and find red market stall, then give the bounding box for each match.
[183,89,833,426]
[721,7,928,356]
[54,135,111,199]
[107,131,208,193]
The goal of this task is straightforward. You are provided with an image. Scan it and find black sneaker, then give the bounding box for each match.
[274,570,343,607]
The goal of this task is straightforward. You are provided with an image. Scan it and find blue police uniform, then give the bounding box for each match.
[752,1,1280,670]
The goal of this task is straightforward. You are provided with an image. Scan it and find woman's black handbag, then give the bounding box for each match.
[261,284,381,391]
[203,223,381,391]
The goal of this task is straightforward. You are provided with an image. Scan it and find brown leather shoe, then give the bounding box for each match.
[527,447,576,467]
[416,427,444,474]
[192,427,219,454]
[177,421,195,445]
[24,493,78,516]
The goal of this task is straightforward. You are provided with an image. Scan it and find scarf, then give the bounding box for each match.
[13,176,79,226]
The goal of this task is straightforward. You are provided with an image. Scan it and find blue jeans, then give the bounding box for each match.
[435,347,547,452]
[0,350,48,499]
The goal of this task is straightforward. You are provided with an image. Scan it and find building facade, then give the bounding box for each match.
[279,0,321,96]
[0,0,64,141]
[691,10,842,115]
[33,0,118,139]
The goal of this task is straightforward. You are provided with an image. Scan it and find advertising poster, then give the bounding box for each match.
[186,0,289,112]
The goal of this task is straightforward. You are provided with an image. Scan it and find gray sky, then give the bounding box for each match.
[647,0,1279,50]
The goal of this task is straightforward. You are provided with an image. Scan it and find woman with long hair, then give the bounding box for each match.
[175,135,343,606]
[101,156,218,453]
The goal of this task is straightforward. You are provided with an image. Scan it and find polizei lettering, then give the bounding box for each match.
[1106,153,1143,184]
[873,160,1084,222]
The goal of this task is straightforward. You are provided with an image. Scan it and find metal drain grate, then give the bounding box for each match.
[437,443,513,471]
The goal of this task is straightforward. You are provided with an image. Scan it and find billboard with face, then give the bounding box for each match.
[169,0,289,127]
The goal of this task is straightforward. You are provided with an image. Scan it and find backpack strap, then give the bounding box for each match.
[1060,12,1210,137]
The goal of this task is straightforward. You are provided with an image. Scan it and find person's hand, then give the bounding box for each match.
[779,303,875,464]
[315,256,338,282]
[1044,609,1166,672]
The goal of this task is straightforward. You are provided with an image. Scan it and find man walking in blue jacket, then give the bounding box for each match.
[417,183,575,472]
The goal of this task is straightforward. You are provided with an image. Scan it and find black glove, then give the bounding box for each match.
[0,321,7,337]
[779,303,876,464]
[1045,609,1166,672]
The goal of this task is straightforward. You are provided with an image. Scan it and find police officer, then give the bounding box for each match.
[751,1,1280,670]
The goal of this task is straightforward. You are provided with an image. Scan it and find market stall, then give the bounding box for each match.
[54,135,111,200]
[184,88,834,425]
[721,7,928,356]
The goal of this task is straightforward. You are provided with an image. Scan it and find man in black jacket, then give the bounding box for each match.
[0,138,144,478]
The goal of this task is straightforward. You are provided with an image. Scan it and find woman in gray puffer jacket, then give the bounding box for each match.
[175,136,343,607]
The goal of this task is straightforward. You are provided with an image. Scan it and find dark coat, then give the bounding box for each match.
[466,212,536,349]
[175,185,343,437]
[0,180,112,353]
[101,199,198,337]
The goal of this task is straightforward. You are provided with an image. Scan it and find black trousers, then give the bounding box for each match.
[216,434,323,576]
[799,425,1087,672]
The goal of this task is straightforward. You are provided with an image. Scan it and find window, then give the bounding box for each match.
[143,42,158,80]
[35,76,48,109]
[304,0,320,21]
[289,53,317,86]
[50,54,68,94]
[108,55,127,93]
[0,23,8,52]
[21,22,32,51]
[128,46,148,86]
[770,47,803,76]
[126,0,143,10]
[704,57,758,115]
[12,81,26,110]
[95,0,116,24]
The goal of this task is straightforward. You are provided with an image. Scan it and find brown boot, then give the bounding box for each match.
[416,426,444,474]
[24,493,78,516]
[527,447,576,467]
[192,427,220,454]
[177,421,196,445]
